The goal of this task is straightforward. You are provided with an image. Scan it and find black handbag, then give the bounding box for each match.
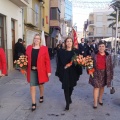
[110,81,115,94]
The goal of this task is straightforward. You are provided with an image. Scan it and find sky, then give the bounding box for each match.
[72,0,112,32]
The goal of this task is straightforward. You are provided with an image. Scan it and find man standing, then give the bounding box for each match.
[78,38,89,57]
[14,38,26,60]
[90,40,98,53]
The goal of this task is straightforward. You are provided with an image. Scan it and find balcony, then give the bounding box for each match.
[24,7,39,28]
[89,21,94,26]
[50,20,60,27]
[88,32,94,36]
[9,0,29,7]
[50,0,61,11]
[38,0,45,3]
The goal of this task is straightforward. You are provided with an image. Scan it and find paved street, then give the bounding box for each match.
[0,58,120,120]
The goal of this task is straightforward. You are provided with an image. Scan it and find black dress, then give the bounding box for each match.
[56,48,82,89]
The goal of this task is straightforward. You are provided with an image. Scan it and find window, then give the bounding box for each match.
[35,4,39,26]
[96,15,103,22]
[96,27,102,34]
[50,8,60,20]
[107,28,112,34]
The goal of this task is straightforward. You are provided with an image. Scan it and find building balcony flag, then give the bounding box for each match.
[41,30,46,46]
[72,28,78,49]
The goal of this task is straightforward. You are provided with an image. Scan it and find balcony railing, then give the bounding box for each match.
[50,0,61,11]
[50,20,60,27]
[9,0,29,7]
[24,0,29,3]
[88,32,94,36]
[24,7,39,27]
[89,21,94,24]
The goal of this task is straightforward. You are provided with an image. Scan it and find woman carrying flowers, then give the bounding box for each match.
[26,34,51,111]
[89,41,113,109]
[56,37,82,111]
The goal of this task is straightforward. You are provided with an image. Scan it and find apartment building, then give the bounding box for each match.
[42,0,50,47]
[65,0,73,36]
[50,0,61,48]
[0,0,29,70]
[60,0,66,41]
[85,9,115,42]
[24,0,41,46]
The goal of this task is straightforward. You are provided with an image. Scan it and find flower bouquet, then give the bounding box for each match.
[64,53,95,77]
[84,56,95,78]
[14,55,28,75]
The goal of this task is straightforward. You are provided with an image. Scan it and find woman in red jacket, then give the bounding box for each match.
[0,47,7,77]
[26,34,51,111]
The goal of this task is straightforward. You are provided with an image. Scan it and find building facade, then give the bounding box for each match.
[60,0,67,41]
[84,9,115,42]
[24,0,41,46]
[50,0,61,48]
[42,0,50,47]
[65,0,73,36]
[0,0,29,70]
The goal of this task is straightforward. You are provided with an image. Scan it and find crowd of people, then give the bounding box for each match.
[0,35,114,112]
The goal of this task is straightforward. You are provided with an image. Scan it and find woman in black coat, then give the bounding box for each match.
[56,37,82,111]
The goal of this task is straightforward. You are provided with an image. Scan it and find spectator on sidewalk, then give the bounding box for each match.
[55,37,82,111]
[14,38,26,60]
[90,40,98,53]
[89,41,113,109]
[78,38,89,57]
[0,47,7,77]
[26,34,51,111]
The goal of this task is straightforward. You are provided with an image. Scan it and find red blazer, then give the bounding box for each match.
[26,45,51,83]
[0,48,7,75]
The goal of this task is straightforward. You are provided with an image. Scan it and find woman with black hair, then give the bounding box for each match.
[89,41,114,109]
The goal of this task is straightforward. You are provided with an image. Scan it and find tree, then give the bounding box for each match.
[108,12,120,29]
[108,0,120,29]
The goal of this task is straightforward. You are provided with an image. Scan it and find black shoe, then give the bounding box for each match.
[93,106,97,109]
[39,96,44,103]
[99,102,103,106]
[31,103,36,111]
[69,98,72,104]
[64,105,69,111]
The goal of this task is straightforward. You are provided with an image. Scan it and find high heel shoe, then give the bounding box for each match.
[64,104,69,111]
[99,102,103,106]
[39,96,44,103]
[69,98,72,104]
[93,106,97,109]
[31,103,36,111]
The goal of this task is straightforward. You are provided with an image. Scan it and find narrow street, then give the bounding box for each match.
[0,58,120,120]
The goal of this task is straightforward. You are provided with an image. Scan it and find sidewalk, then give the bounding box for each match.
[0,59,120,120]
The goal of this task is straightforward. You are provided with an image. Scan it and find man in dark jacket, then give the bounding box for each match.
[14,38,26,60]
[78,38,89,57]
[90,40,98,53]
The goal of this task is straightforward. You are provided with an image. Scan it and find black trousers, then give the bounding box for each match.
[64,87,73,106]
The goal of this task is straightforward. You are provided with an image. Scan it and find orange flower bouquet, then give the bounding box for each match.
[14,55,28,75]
[84,56,95,78]
[64,53,86,69]
[64,53,95,77]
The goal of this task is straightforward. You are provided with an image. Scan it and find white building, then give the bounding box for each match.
[85,9,115,41]
[0,0,29,70]
[60,0,67,41]
[77,31,84,43]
